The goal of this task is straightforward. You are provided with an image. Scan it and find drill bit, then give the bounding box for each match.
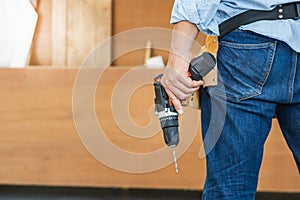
[171,146,179,173]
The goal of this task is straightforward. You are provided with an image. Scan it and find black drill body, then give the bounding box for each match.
[154,74,179,147]
[154,52,216,149]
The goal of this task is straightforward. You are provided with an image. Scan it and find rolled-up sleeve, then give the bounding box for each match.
[170,0,220,36]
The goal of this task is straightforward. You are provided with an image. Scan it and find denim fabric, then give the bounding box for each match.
[201,30,300,200]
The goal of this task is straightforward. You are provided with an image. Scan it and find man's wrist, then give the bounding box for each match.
[170,21,199,61]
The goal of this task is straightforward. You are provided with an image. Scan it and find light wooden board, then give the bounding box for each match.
[51,0,67,66]
[30,0,55,65]
[112,0,206,66]
[30,0,111,67]
[0,68,299,192]
[30,0,202,67]
[112,0,173,66]
[53,0,112,67]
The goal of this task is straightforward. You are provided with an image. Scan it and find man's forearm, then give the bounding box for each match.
[169,20,199,65]
[161,21,202,114]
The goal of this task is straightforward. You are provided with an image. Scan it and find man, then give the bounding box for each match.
[161,0,300,199]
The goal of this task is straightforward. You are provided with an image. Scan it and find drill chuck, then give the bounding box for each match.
[163,119,179,146]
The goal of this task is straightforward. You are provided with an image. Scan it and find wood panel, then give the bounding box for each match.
[51,0,67,66]
[52,0,112,67]
[0,68,299,192]
[112,0,174,66]
[259,122,300,192]
[30,0,204,67]
[30,0,112,67]
[29,0,52,65]
[112,0,206,66]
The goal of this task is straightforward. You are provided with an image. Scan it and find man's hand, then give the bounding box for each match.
[161,55,203,114]
[161,21,203,114]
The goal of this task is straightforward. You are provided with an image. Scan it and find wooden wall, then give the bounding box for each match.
[29,0,204,67]
[30,0,52,65]
[112,0,174,66]
[30,0,112,67]
[0,68,299,191]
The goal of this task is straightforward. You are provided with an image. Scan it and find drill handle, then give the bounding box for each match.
[189,52,216,81]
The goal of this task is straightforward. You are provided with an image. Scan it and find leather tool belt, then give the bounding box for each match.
[219,2,300,38]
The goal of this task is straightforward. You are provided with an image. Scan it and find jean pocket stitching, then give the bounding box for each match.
[256,41,277,92]
[219,41,273,50]
[210,42,276,102]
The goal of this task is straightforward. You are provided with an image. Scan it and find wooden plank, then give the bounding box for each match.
[0,67,204,189]
[66,0,112,67]
[30,0,52,65]
[31,0,202,67]
[52,0,67,66]
[0,68,299,192]
[112,0,174,66]
[259,122,300,192]
[112,0,206,66]
[31,0,111,67]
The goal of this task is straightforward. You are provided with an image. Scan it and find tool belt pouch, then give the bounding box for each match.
[187,35,218,110]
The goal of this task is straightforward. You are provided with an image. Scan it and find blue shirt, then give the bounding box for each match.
[171,0,300,52]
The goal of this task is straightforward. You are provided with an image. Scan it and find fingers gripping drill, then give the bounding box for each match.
[154,52,216,173]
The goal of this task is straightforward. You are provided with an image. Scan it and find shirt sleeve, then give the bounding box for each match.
[170,0,221,36]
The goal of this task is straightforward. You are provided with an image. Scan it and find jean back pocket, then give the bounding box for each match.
[208,31,276,102]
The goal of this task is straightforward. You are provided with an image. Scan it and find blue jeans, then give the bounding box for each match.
[201,30,300,200]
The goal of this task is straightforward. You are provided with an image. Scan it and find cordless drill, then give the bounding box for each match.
[154,52,216,173]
